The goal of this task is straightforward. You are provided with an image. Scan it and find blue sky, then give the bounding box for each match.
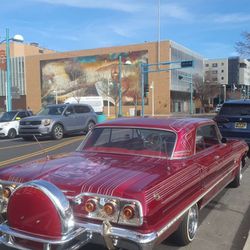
[0,0,250,59]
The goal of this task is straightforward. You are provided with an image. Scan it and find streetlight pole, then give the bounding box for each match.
[150,81,155,116]
[223,84,226,102]
[118,55,122,117]
[190,74,193,114]
[0,28,24,111]
[6,28,11,111]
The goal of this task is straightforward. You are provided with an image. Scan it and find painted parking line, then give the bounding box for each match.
[0,136,83,167]
[0,136,83,150]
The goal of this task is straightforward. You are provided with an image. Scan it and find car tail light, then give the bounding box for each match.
[103,201,116,216]
[3,188,12,198]
[3,186,15,199]
[123,205,135,220]
[84,199,97,213]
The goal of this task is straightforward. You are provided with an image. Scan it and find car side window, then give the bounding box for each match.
[196,125,220,152]
[65,106,74,115]
[74,105,90,114]
[17,112,28,118]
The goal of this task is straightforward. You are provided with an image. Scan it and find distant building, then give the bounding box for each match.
[0,42,55,110]
[204,57,250,101]
[0,40,203,115]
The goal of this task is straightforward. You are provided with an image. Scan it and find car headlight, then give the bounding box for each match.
[42,119,51,126]
[0,122,10,128]
[74,194,143,226]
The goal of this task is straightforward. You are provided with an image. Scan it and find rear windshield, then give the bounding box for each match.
[79,127,176,158]
[219,104,250,116]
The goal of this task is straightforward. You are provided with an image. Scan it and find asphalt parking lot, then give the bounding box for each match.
[0,136,249,250]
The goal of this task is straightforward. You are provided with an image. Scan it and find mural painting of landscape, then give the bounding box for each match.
[40,51,148,111]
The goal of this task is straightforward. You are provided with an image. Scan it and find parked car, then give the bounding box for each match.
[19,103,97,140]
[214,99,250,146]
[0,110,33,139]
[0,117,247,250]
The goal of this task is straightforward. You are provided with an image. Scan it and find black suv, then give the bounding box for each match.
[214,100,250,145]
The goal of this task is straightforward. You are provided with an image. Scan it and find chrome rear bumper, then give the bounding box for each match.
[0,220,157,250]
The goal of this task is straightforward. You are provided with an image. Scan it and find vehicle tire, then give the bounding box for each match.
[7,129,17,139]
[230,161,242,188]
[52,124,64,140]
[86,121,95,133]
[22,136,33,141]
[174,203,199,246]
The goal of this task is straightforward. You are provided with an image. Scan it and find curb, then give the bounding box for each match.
[243,231,250,250]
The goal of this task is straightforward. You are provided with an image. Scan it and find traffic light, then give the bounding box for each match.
[144,82,149,97]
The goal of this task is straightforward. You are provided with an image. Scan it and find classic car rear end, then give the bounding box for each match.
[0,117,247,250]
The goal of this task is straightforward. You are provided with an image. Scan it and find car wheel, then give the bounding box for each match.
[174,203,199,246]
[230,161,242,188]
[86,121,95,133]
[52,124,64,140]
[7,129,17,139]
[22,136,33,141]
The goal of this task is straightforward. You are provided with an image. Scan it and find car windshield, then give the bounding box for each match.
[219,104,250,116]
[37,106,66,115]
[80,127,176,158]
[0,111,17,122]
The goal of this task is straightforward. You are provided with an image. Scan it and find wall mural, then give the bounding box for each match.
[40,51,148,110]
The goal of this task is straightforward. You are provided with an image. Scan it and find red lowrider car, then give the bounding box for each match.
[0,117,248,250]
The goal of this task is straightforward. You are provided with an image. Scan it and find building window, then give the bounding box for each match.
[212,63,218,67]
[205,63,209,67]
[221,77,224,80]
[221,69,224,73]
[212,77,218,81]
[212,70,218,74]
[221,62,224,66]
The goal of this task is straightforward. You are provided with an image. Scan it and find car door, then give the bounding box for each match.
[62,105,78,132]
[195,124,233,193]
[74,105,91,130]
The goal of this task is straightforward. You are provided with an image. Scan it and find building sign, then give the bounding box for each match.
[0,50,6,71]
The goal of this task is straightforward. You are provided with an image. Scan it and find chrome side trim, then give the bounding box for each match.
[12,180,74,235]
[157,166,236,237]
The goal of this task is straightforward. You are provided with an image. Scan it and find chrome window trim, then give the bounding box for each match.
[77,126,177,159]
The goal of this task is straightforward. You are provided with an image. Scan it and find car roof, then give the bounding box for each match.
[96,117,214,131]
[223,99,250,105]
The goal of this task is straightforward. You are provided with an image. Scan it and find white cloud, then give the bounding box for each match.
[160,3,193,21]
[31,0,142,13]
[212,13,250,24]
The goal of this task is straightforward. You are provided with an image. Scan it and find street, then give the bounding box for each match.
[0,136,249,250]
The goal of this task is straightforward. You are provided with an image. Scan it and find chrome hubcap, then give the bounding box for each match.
[54,126,63,138]
[187,205,198,240]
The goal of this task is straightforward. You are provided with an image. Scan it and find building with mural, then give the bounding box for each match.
[0,40,203,116]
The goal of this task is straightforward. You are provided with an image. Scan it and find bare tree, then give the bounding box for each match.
[193,74,220,112]
[235,32,250,57]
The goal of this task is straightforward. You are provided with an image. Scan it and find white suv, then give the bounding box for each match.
[0,110,33,139]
